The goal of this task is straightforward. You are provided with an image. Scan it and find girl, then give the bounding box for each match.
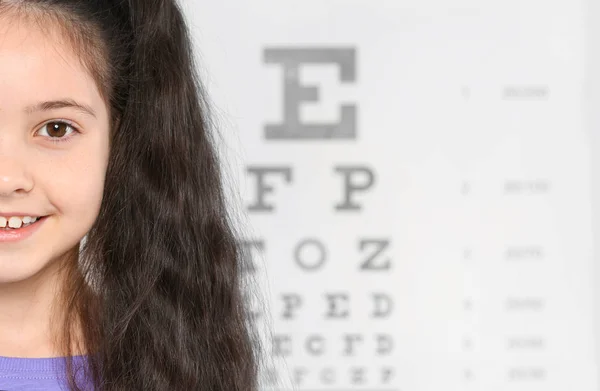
[0,0,263,390]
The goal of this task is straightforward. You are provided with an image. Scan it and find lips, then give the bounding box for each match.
[0,215,48,243]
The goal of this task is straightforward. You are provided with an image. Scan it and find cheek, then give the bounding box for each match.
[37,141,109,222]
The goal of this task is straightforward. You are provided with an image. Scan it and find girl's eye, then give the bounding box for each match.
[37,120,79,143]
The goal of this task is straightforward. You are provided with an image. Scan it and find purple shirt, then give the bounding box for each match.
[0,355,92,391]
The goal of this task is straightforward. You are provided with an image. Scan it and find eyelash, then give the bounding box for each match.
[36,119,80,144]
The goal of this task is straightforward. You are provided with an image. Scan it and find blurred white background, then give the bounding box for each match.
[181,1,600,390]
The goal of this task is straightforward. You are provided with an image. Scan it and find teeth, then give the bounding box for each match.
[0,216,39,229]
[8,217,22,228]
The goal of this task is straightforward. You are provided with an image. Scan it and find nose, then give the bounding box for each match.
[0,156,34,197]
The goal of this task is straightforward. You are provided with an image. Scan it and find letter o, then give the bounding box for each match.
[294,238,327,271]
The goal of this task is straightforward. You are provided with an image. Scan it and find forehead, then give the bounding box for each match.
[0,13,106,118]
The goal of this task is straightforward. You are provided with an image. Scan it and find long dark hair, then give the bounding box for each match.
[0,1,264,390]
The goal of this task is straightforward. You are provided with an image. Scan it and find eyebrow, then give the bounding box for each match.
[24,98,97,119]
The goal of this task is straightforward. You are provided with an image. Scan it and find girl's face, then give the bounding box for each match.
[0,19,110,283]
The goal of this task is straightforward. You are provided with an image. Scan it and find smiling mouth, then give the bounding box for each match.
[0,215,48,230]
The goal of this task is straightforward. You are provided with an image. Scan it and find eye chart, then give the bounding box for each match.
[183,0,600,390]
